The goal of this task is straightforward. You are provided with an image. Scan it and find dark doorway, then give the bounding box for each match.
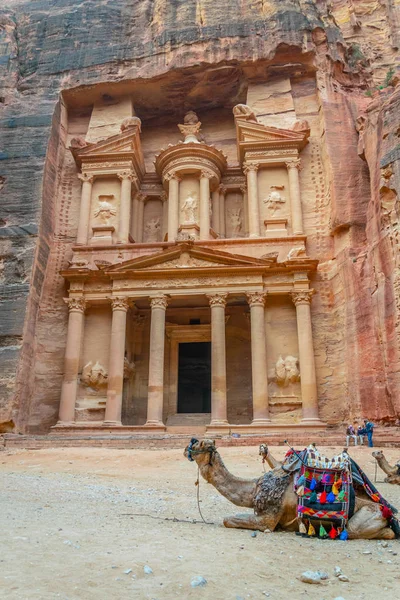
[177,342,211,413]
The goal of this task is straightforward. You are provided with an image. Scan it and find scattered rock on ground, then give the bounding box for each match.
[338,574,349,582]
[299,570,328,584]
[191,576,207,587]
[144,565,153,575]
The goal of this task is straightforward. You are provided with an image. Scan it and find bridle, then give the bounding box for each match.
[186,438,216,466]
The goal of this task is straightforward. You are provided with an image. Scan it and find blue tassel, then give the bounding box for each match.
[310,478,317,491]
[339,530,348,541]
[297,475,306,486]
[327,491,336,503]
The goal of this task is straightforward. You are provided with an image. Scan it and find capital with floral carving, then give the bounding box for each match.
[78,172,94,184]
[164,172,181,183]
[219,185,227,196]
[64,297,87,313]
[150,294,169,310]
[207,292,228,308]
[200,169,214,180]
[117,171,136,182]
[285,159,302,171]
[243,162,259,175]
[110,297,131,312]
[290,290,314,306]
[246,291,267,307]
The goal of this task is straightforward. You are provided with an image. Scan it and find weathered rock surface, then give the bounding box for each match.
[0,0,399,431]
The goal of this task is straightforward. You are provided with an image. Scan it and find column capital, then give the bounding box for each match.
[243,162,259,175]
[290,289,314,306]
[136,192,146,203]
[207,292,228,308]
[219,184,227,196]
[246,291,267,307]
[285,159,302,171]
[150,294,169,310]
[78,172,94,184]
[110,297,131,312]
[64,297,87,313]
[117,170,136,182]
[200,168,214,180]
[164,171,182,183]
[160,191,168,202]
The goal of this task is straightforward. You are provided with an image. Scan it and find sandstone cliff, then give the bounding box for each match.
[1,0,400,431]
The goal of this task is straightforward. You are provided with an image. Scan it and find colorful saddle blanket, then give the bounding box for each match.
[296,449,353,526]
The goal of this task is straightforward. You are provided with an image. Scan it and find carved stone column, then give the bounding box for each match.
[207,293,229,426]
[219,185,226,237]
[243,163,260,238]
[211,188,220,233]
[286,159,304,235]
[166,173,180,242]
[137,193,145,243]
[104,297,130,426]
[145,294,168,427]
[199,170,212,240]
[246,292,270,424]
[131,192,142,242]
[117,171,135,244]
[240,184,249,237]
[291,290,320,422]
[161,191,168,241]
[76,173,94,245]
[57,297,87,425]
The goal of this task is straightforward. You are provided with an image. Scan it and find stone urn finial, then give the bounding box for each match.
[178,111,202,143]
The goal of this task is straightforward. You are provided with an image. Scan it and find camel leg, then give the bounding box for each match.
[386,475,400,485]
[347,506,395,540]
[223,512,280,532]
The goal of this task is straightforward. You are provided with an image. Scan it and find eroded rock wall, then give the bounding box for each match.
[1,0,399,431]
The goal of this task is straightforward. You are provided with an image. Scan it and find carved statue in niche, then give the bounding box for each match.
[144,217,161,242]
[94,195,116,224]
[81,360,108,390]
[228,207,242,237]
[181,191,198,224]
[275,355,300,387]
[123,356,136,380]
[263,186,286,214]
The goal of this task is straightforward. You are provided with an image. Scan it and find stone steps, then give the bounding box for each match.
[2,428,400,450]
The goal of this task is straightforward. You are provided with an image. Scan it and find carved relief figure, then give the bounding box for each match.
[263,186,286,214]
[123,356,136,380]
[144,217,161,242]
[275,355,300,387]
[228,207,242,237]
[94,195,116,223]
[181,192,198,224]
[81,360,108,389]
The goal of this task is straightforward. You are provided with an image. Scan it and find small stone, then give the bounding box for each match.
[251,532,257,538]
[124,569,132,575]
[144,565,153,575]
[334,566,342,577]
[316,571,329,580]
[382,541,389,548]
[362,550,372,555]
[299,571,322,584]
[191,576,207,588]
[263,529,271,534]
[338,575,349,582]
[333,597,346,600]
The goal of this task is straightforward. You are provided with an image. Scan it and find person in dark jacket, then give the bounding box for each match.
[364,419,375,447]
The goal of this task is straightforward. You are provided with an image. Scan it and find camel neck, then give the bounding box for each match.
[199,451,257,508]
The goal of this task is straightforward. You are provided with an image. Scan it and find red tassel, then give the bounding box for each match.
[381,505,393,520]
[319,491,327,504]
[329,526,338,539]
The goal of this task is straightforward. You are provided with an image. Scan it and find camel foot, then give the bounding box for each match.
[223,513,277,532]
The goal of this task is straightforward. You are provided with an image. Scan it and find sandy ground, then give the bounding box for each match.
[1,444,400,600]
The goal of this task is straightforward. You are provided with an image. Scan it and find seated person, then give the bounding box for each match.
[357,423,366,445]
[346,424,357,446]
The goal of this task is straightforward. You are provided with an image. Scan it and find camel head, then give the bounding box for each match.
[184,438,217,466]
[372,451,384,460]
[259,443,269,457]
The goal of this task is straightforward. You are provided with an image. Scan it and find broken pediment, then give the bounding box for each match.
[235,118,309,164]
[70,120,145,180]
[105,243,277,275]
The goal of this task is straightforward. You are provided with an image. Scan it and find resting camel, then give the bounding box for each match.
[372,451,400,485]
[185,438,398,539]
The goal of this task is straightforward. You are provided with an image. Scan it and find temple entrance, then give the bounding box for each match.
[177,342,211,413]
